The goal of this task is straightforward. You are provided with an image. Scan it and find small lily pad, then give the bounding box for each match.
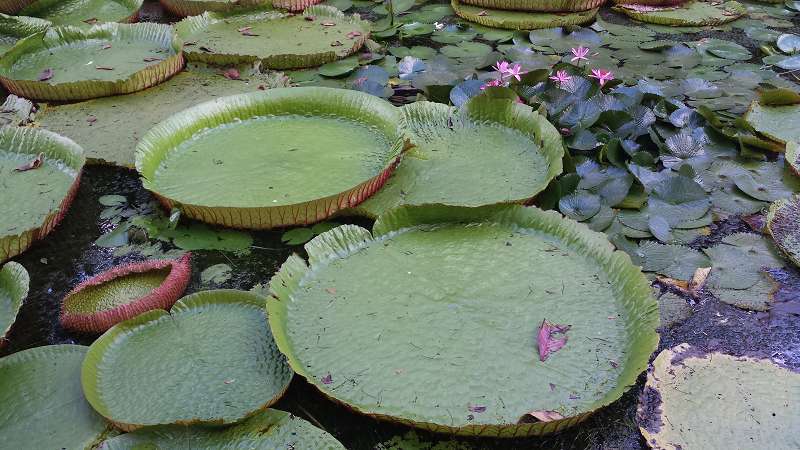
[0,261,28,342]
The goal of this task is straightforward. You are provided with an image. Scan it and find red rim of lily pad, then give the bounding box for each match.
[60,253,192,333]
[272,0,323,11]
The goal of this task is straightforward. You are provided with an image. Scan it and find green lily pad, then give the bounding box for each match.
[37,69,288,168]
[0,13,49,54]
[786,141,799,175]
[19,0,142,27]
[639,344,800,450]
[451,0,599,31]
[0,23,183,101]
[318,55,359,77]
[615,2,745,27]
[766,194,800,268]
[100,408,345,449]
[637,241,710,281]
[160,0,270,17]
[136,87,405,229]
[0,345,113,448]
[81,290,292,430]
[176,6,368,69]
[1,127,85,262]
[776,33,800,54]
[744,99,800,146]
[0,261,28,342]
[704,232,784,293]
[354,97,563,218]
[458,0,603,11]
[268,204,659,436]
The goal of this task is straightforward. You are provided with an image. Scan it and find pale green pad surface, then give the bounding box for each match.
[0,152,75,235]
[616,1,744,26]
[745,102,800,145]
[0,345,110,449]
[82,291,292,427]
[452,0,598,30]
[63,269,168,313]
[279,222,643,426]
[101,408,345,449]
[152,115,391,207]
[8,38,166,82]
[20,0,139,26]
[0,261,28,338]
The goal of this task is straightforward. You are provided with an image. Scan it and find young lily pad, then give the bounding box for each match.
[159,0,271,17]
[451,0,598,31]
[0,261,28,342]
[0,345,113,448]
[60,254,192,333]
[1,127,85,262]
[19,0,143,27]
[0,13,49,54]
[100,408,345,449]
[81,290,293,430]
[354,96,563,218]
[458,0,603,11]
[615,1,745,27]
[176,6,368,69]
[0,22,184,101]
[267,204,659,436]
[136,87,405,229]
[766,194,800,268]
[744,99,800,147]
[639,344,800,450]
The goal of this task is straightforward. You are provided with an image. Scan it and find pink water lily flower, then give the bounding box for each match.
[589,68,614,87]
[505,63,525,81]
[492,60,510,74]
[549,70,571,84]
[480,78,503,90]
[570,46,590,63]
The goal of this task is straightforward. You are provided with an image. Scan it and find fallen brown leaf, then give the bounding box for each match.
[14,152,44,172]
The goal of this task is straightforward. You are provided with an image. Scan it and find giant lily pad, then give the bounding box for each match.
[100,408,345,449]
[176,5,368,69]
[81,289,293,430]
[0,23,183,101]
[19,0,143,27]
[766,194,800,268]
[615,1,745,27]
[458,0,603,11]
[452,0,598,30]
[354,96,563,218]
[638,344,800,450]
[744,99,800,147]
[0,127,85,262]
[0,261,28,342]
[0,345,113,448]
[159,0,270,17]
[61,253,192,333]
[268,204,659,436]
[0,13,49,55]
[136,87,405,229]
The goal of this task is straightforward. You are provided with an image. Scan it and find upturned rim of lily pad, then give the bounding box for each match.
[19,0,143,26]
[136,87,408,229]
[0,261,29,343]
[459,0,605,12]
[267,204,660,437]
[0,12,50,45]
[159,0,272,17]
[0,0,35,14]
[613,1,745,27]
[175,5,369,69]
[766,194,800,268]
[451,0,599,30]
[1,126,85,263]
[0,22,184,101]
[60,253,192,334]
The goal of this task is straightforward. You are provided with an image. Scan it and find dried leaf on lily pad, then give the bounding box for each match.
[520,410,565,423]
[538,319,571,361]
[37,68,52,81]
[14,152,43,172]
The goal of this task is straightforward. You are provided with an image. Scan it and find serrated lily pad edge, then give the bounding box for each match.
[460,0,604,12]
[135,87,407,229]
[1,127,85,262]
[0,0,35,14]
[0,261,29,342]
[0,23,184,101]
[176,6,369,69]
[451,0,599,30]
[267,204,660,437]
[0,13,51,44]
[60,253,192,333]
[81,289,292,431]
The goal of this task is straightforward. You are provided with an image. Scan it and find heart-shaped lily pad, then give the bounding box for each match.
[354,96,563,218]
[1,127,85,262]
[0,261,28,343]
[639,344,800,450]
[0,13,49,54]
[136,87,405,229]
[766,194,800,268]
[81,289,293,430]
[159,0,270,17]
[0,345,112,448]
[452,0,599,30]
[176,5,368,69]
[615,1,745,27]
[100,409,345,449]
[61,254,192,333]
[0,22,184,101]
[268,204,659,436]
[19,0,143,27]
